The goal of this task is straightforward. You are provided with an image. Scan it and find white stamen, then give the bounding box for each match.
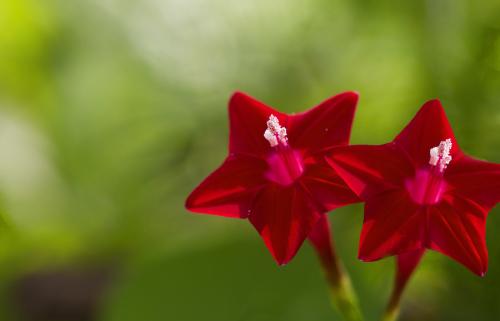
[429,147,439,166]
[264,129,278,147]
[264,114,288,147]
[429,138,452,172]
[278,127,287,143]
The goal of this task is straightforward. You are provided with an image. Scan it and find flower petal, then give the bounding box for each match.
[228,92,287,158]
[359,190,424,261]
[446,155,500,210]
[299,158,360,212]
[327,144,414,200]
[394,100,462,167]
[288,92,358,154]
[249,184,321,265]
[186,155,268,218]
[428,195,488,276]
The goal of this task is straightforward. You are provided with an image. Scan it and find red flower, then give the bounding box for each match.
[186,92,360,265]
[327,100,500,276]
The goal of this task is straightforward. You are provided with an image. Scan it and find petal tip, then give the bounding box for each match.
[229,91,248,105]
[274,257,290,266]
[357,249,381,262]
[477,266,488,277]
[184,195,204,214]
[184,192,195,211]
[357,253,368,262]
[344,90,360,98]
[229,91,261,110]
[266,245,299,267]
[337,91,360,105]
[422,98,444,110]
[357,255,377,262]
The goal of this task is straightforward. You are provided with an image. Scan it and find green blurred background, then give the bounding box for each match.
[0,0,499,320]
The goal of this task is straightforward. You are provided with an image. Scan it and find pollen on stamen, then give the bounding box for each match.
[264,129,278,147]
[264,114,288,147]
[429,138,452,172]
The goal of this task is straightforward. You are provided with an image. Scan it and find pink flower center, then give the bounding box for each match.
[263,115,304,186]
[405,139,452,205]
[265,147,304,186]
[405,169,446,205]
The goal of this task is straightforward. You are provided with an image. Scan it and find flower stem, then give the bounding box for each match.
[380,249,425,321]
[328,270,364,321]
[380,282,403,321]
[308,216,364,321]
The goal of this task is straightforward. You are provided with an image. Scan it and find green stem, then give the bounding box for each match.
[380,250,425,321]
[308,216,364,321]
[380,283,403,321]
[328,266,364,321]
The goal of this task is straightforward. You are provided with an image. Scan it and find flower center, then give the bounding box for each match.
[263,115,304,186]
[405,139,452,205]
[405,169,446,205]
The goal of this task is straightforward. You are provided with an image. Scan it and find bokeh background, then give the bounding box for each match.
[0,0,499,320]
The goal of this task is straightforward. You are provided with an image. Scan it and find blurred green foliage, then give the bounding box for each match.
[0,0,499,320]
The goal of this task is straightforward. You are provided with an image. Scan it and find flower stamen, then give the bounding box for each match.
[429,138,452,172]
[264,115,288,147]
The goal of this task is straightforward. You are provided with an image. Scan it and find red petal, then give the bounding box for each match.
[327,144,414,200]
[185,155,267,218]
[394,100,462,167]
[358,190,424,261]
[288,92,358,154]
[299,158,360,212]
[249,184,321,265]
[446,155,500,210]
[428,195,488,276]
[228,92,287,158]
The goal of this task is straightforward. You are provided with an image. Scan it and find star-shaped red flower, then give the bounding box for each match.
[327,100,500,276]
[186,91,360,265]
